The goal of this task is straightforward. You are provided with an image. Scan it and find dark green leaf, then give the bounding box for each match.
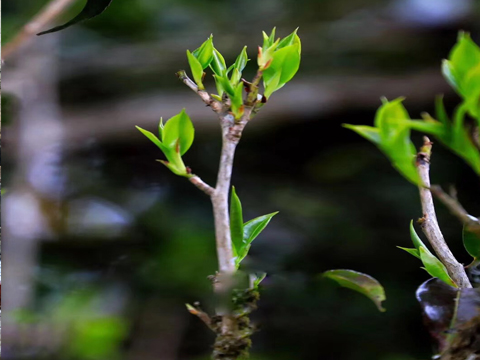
[230,187,244,256]
[463,222,480,259]
[323,270,386,312]
[38,0,114,35]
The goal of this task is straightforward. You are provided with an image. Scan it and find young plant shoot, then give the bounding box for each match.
[330,32,480,359]
[136,29,301,360]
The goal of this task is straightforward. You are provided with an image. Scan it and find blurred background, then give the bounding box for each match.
[2,0,480,359]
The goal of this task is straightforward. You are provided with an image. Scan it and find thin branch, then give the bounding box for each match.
[189,175,215,196]
[176,71,222,113]
[431,185,480,235]
[416,137,472,288]
[2,0,77,61]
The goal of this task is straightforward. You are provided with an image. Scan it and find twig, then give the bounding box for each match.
[431,185,480,236]
[416,137,472,288]
[176,71,222,113]
[2,0,77,61]
[189,175,215,196]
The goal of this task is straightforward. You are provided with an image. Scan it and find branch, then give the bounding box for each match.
[176,71,223,113]
[189,175,215,196]
[430,185,480,236]
[2,0,77,61]
[416,137,472,288]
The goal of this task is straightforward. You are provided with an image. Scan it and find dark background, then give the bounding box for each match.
[2,0,480,359]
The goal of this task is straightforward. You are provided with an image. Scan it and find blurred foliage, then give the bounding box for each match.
[3,0,480,359]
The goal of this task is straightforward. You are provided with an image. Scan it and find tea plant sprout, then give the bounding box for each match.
[136,29,301,359]
[329,32,480,359]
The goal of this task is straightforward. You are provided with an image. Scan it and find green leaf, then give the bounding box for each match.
[137,125,189,177]
[409,220,426,252]
[262,40,301,98]
[230,187,244,256]
[214,74,235,97]
[419,247,456,287]
[136,126,169,154]
[231,82,245,119]
[277,28,299,50]
[342,125,381,145]
[262,28,276,49]
[243,212,278,246]
[187,50,205,90]
[162,109,195,155]
[210,48,227,76]
[463,222,480,259]
[445,32,480,94]
[234,46,249,73]
[192,35,214,69]
[397,246,421,260]
[236,211,278,266]
[258,38,280,70]
[323,270,386,312]
[37,0,113,35]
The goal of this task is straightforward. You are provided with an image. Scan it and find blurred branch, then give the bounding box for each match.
[2,0,77,61]
[431,185,480,235]
[416,137,472,288]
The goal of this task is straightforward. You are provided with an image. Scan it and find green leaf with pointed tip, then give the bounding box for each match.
[277,28,299,50]
[230,187,244,256]
[192,35,214,70]
[419,247,456,287]
[187,50,205,89]
[262,28,276,49]
[210,48,227,76]
[243,212,278,245]
[258,38,280,70]
[37,0,113,35]
[236,212,278,266]
[463,223,480,260]
[410,220,426,252]
[348,98,422,185]
[214,74,235,97]
[397,246,421,260]
[262,41,301,98]
[162,109,194,155]
[234,46,249,73]
[445,32,480,95]
[323,270,386,312]
[342,125,381,145]
[136,126,169,154]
